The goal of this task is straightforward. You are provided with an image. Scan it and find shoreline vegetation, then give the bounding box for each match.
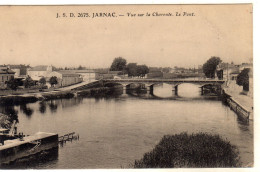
[132,132,241,168]
[0,87,112,106]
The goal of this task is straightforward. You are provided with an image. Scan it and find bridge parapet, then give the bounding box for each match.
[102,79,225,86]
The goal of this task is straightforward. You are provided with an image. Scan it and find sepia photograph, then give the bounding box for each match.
[0,4,254,169]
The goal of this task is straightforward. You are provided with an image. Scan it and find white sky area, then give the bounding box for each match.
[0,5,252,68]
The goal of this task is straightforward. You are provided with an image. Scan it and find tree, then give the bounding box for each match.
[49,76,58,87]
[162,67,171,73]
[110,57,127,71]
[202,56,222,78]
[236,68,250,91]
[136,65,149,77]
[77,65,85,70]
[6,78,19,90]
[126,63,137,77]
[24,76,35,88]
[39,77,46,87]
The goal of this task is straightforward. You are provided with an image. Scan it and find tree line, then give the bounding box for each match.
[6,76,58,90]
[110,57,149,77]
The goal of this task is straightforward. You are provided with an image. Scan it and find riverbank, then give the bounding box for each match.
[0,87,111,106]
[223,81,253,120]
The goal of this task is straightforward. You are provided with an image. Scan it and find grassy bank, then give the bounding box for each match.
[133,132,241,168]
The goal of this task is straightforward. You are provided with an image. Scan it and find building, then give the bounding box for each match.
[217,63,240,80]
[0,66,15,89]
[63,70,97,82]
[95,70,123,80]
[7,65,28,78]
[47,71,83,87]
[27,65,53,81]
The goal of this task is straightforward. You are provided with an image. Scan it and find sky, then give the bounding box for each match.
[0,5,253,68]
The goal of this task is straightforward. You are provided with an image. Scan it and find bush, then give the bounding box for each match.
[133,132,241,168]
[236,68,250,91]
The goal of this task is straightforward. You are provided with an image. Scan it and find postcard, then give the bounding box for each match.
[0,4,253,169]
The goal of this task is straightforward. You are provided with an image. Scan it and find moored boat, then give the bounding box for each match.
[0,131,58,166]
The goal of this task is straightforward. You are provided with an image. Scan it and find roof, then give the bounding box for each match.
[28,65,49,71]
[60,69,96,74]
[74,69,96,73]
[56,71,81,77]
[8,65,28,69]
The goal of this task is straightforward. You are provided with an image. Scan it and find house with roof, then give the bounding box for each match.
[0,66,15,89]
[47,71,83,87]
[27,65,53,81]
[65,69,97,82]
[7,65,29,78]
[216,63,240,80]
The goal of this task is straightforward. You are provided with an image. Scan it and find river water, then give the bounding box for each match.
[1,84,254,168]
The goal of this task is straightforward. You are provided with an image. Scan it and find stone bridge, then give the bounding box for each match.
[101,79,226,95]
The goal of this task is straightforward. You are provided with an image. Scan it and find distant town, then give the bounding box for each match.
[0,57,253,97]
[0,56,254,168]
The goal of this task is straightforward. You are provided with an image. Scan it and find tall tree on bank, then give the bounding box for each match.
[24,76,35,88]
[7,78,19,90]
[202,56,222,78]
[110,57,127,71]
[126,63,137,77]
[236,68,250,91]
[49,76,58,87]
[137,65,149,77]
[39,77,46,88]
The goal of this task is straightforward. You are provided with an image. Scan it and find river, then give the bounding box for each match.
[0,83,254,168]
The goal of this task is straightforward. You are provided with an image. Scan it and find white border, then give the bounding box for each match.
[1,1,259,172]
[0,0,256,5]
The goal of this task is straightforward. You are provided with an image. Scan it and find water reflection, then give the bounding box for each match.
[60,97,84,109]
[0,87,253,168]
[20,104,34,118]
[48,100,58,113]
[178,83,201,97]
[153,83,173,98]
[39,101,47,114]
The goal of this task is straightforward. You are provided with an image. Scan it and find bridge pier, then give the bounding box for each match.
[144,84,154,95]
[201,86,204,95]
[149,85,154,95]
[174,85,178,96]
[121,84,128,95]
[123,86,126,94]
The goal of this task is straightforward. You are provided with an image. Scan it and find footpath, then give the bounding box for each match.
[224,81,253,120]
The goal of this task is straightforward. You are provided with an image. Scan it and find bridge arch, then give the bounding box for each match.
[103,82,123,87]
[102,79,225,96]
